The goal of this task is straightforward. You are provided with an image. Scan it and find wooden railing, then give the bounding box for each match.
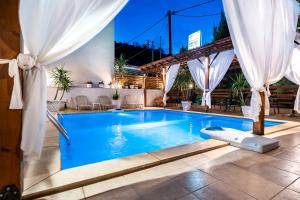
[167,85,299,112]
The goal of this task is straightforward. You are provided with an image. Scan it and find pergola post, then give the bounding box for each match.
[143,75,147,107]
[204,56,210,112]
[162,67,166,108]
[0,0,22,196]
[253,92,265,135]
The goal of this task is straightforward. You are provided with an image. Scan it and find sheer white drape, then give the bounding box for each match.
[187,57,207,105]
[16,0,128,158]
[223,0,298,121]
[207,49,235,108]
[163,64,180,106]
[285,46,300,112]
[187,50,234,108]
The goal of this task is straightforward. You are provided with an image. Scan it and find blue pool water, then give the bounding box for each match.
[59,110,283,169]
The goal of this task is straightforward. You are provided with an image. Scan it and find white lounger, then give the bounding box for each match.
[201,127,279,153]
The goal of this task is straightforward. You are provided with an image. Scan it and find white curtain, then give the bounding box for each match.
[223,0,298,121]
[207,49,235,108]
[8,0,128,159]
[188,57,207,106]
[188,49,234,108]
[163,64,180,106]
[285,46,300,112]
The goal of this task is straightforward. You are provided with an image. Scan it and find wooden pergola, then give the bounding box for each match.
[139,37,240,75]
[139,36,266,135]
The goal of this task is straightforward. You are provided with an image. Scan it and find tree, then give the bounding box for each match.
[114,54,127,86]
[50,64,72,100]
[172,67,193,101]
[212,11,230,41]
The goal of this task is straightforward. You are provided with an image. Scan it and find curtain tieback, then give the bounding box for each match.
[0,54,37,109]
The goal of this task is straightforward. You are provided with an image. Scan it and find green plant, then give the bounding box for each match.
[230,72,249,106]
[173,67,193,101]
[114,54,127,86]
[112,90,120,100]
[51,64,72,100]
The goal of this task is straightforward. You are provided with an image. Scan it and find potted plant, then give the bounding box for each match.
[114,54,127,88]
[231,72,250,116]
[99,81,104,88]
[86,81,93,88]
[50,64,72,110]
[112,90,121,109]
[173,67,193,111]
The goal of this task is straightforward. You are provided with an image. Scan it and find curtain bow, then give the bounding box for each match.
[247,84,271,121]
[0,54,37,109]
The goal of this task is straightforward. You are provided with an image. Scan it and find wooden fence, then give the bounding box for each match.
[116,75,163,89]
[167,85,299,113]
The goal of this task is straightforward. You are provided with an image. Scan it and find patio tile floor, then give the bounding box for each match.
[82,127,300,200]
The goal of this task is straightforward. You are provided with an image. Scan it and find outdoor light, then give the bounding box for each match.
[189,83,193,89]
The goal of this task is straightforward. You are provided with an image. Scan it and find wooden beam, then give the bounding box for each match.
[253,92,265,135]
[0,0,22,197]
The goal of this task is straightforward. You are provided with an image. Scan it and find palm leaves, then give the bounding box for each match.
[50,64,72,100]
[114,54,127,77]
[173,67,193,101]
[230,72,249,106]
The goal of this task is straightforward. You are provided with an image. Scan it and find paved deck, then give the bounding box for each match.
[35,126,300,200]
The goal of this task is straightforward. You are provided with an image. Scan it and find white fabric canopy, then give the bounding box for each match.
[285,46,300,112]
[188,49,235,108]
[163,64,180,106]
[223,0,298,121]
[207,49,235,108]
[187,57,207,105]
[2,0,128,158]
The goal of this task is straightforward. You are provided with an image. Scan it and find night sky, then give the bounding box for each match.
[115,0,224,54]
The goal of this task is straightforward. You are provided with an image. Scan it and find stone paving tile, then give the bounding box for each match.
[177,193,200,200]
[273,189,300,200]
[193,181,256,200]
[287,178,300,194]
[86,186,142,200]
[246,163,299,187]
[266,159,300,176]
[171,169,218,193]
[275,150,300,163]
[199,163,283,200]
[132,176,190,200]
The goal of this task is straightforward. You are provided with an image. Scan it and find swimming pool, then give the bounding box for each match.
[59,110,282,169]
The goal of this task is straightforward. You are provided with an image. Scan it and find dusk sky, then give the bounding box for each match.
[115,0,224,54]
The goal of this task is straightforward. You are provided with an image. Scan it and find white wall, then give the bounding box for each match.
[47,87,163,108]
[48,21,115,86]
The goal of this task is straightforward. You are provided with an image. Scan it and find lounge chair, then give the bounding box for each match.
[98,96,115,110]
[75,95,92,110]
[124,95,144,109]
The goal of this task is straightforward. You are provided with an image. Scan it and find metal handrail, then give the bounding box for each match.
[47,100,64,120]
[47,110,70,145]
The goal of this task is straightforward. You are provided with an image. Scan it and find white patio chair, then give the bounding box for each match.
[98,96,115,110]
[75,95,92,110]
